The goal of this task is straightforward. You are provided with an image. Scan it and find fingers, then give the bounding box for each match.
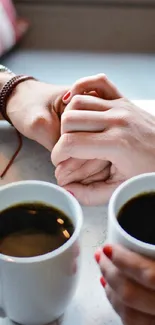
[81,165,110,185]
[105,285,155,325]
[62,181,120,206]
[99,253,155,315]
[61,109,109,134]
[87,91,99,98]
[55,159,110,186]
[104,245,155,290]
[64,95,112,113]
[62,74,122,104]
[52,131,116,167]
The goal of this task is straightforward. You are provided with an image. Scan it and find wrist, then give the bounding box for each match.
[7,78,38,122]
[0,72,15,120]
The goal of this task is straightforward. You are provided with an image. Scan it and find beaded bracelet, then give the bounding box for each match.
[0,75,35,123]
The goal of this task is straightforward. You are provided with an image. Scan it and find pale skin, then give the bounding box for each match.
[97,245,155,325]
[0,72,68,151]
[0,72,109,183]
[1,72,155,324]
[52,74,155,206]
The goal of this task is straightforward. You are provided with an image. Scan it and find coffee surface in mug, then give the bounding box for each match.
[0,202,74,257]
[117,192,155,245]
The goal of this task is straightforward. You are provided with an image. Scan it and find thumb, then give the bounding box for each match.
[63,181,121,206]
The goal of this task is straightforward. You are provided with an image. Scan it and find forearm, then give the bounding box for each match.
[0,67,70,153]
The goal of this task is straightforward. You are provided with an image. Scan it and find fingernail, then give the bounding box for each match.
[100,276,106,288]
[103,245,113,259]
[94,251,101,264]
[68,190,75,197]
[63,91,71,101]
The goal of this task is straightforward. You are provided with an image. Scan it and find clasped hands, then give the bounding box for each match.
[6,74,155,206]
[52,74,155,206]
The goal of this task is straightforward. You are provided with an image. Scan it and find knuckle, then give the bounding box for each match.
[106,289,133,325]
[117,305,129,324]
[121,309,132,325]
[61,133,75,152]
[110,127,130,150]
[105,286,113,303]
[71,95,83,109]
[108,128,124,146]
[105,286,123,318]
[74,77,87,91]
[119,283,134,305]
[115,112,130,127]
[143,268,155,287]
[108,108,130,127]
[96,73,108,83]
[62,111,73,126]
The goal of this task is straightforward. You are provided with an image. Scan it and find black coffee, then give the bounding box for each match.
[117,192,155,245]
[0,202,74,258]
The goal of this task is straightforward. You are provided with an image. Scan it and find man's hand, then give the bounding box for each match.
[52,75,155,205]
[96,245,155,325]
[6,79,68,151]
[52,74,123,202]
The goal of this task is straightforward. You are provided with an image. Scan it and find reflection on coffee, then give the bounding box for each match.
[0,202,74,257]
[117,192,155,245]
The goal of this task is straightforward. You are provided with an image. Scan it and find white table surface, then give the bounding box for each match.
[1,49,155,325]
[1,100,155,325]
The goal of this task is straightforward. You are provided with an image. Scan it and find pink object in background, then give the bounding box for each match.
[0,0,29,56]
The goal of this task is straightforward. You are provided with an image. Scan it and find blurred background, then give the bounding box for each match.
[1,0,155,99]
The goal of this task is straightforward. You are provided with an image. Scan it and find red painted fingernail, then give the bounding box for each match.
[63,91,71,101]
[68,190,75,197]
[103,245,113,259]
[94,251,101,264]
[100,276,106,288]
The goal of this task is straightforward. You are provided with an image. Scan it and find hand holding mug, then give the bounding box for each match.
[97,245,155,325]
[95,173,155,325]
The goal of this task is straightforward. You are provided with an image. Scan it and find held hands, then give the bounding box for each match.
[52,74,122,205]
[95,245,155,325]
[52,74,155,205]
[7,79,68,151]
[5,75,110,186]
[6,74,155,206]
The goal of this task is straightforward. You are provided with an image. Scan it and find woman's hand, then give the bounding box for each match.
[6,79,68,151]
[52,75,155,205]
[95,245,155,325]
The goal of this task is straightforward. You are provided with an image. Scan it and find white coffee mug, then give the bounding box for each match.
[0,181,83,325]
[107,173,155,258]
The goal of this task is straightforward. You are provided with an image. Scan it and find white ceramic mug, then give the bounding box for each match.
[0,181,83,325]
[107,173,155,258]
